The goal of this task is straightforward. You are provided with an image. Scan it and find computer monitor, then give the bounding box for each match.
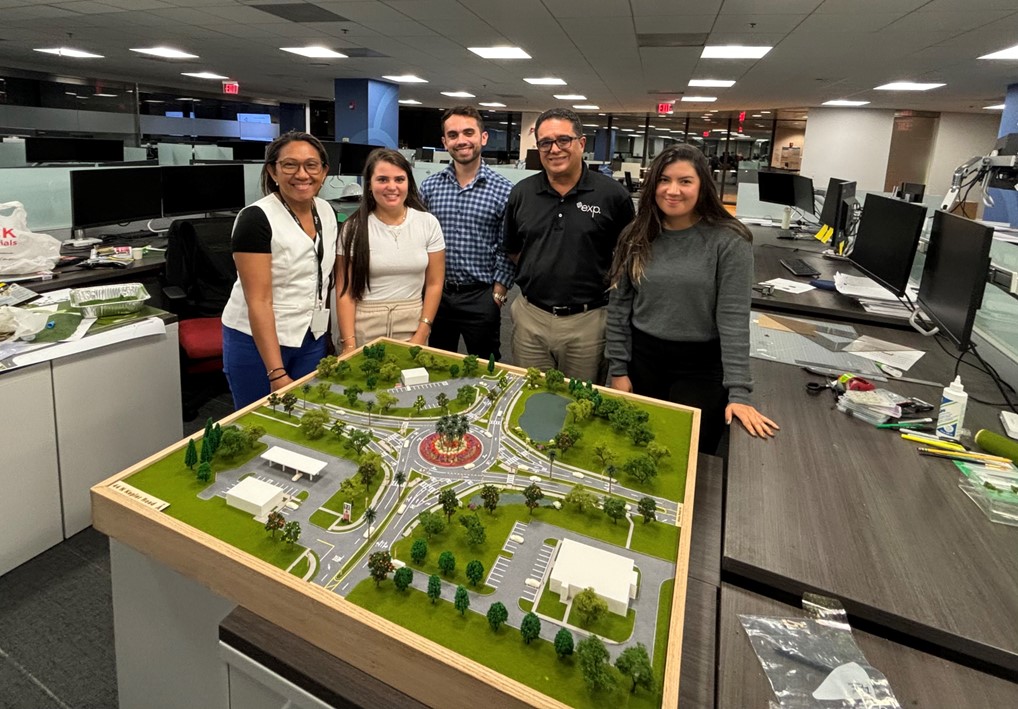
[217,140,267,161]
[757,171,796,208]
[792,175,815,215]
[26,137,124,163]
[525,149,541,170]
[916,210,993,351]
[161,165,246,217]
[849,194,927,297]
[899,182,926,203]
[818,178,856,253]
[338,142,378,176]
[318,141,344,176]
[70,167,163,229]
[418,147,435,162]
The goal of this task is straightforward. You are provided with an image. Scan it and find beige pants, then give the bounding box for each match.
[510,295,608,385]
[353,297,422,347]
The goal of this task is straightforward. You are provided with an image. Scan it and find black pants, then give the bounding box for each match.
[430,285,502,360]
[629,328,727,454]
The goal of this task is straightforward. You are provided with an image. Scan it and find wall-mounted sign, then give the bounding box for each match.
[222,81,240,95]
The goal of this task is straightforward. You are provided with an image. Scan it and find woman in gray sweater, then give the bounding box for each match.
[606,145,777,452]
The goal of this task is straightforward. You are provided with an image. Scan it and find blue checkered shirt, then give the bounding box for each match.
[420,163,515,289]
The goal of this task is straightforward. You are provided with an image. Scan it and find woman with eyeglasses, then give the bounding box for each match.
[335,149,445,353]
[221,131,339,409]
[605,144,778,453]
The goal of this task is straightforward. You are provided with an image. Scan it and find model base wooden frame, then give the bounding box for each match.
[92,339,700,708]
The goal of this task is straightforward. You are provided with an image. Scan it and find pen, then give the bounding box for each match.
[917,447,1013,465]
[876,419,933,429]
[901,433,966,451]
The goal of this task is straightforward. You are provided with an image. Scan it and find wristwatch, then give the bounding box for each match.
[492,292,508,304]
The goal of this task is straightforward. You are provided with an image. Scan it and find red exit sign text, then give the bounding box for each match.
[656,102,673,114]
[222,81,240,95]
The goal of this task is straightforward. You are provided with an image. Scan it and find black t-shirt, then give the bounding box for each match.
[504,165,634,306]
[231,207,272,253]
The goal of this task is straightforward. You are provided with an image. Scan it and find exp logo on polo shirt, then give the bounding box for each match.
[575,201,602,218]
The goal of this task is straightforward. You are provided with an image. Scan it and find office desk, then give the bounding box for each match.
[32,252,166,294]
[749,225,910,328]
[725,318,1018,676]
[718,583,1018,706]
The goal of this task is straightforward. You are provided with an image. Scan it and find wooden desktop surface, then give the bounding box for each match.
[32,252,166,293]
[718,583,1018,707]
[749,225,912,328]
[725,318,1018,676]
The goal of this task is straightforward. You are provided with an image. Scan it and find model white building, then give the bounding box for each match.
[401,367,429,386]
[225,477,286,518]
[547,539,638,616]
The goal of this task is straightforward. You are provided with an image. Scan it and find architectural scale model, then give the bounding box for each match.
[93,340,699,709]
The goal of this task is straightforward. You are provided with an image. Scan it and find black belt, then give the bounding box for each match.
[443,281,488,294]
[526,294,609,317]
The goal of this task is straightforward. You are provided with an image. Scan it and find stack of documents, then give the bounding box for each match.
[834,273,916,318]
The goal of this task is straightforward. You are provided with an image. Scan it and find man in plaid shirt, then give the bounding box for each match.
[420,106,515,360]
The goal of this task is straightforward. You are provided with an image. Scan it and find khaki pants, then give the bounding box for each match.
[510,296,608,385]
[353,298,422,347]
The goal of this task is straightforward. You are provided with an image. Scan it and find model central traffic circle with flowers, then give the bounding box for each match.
[98,340,699,708]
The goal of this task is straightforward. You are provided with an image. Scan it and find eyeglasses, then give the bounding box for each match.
[536,135,580,152]
[276,159,324,175]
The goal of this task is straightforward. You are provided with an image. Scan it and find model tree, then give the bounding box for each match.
[417,511,445,540]
[547,449,558,479]
[365,374,378,390]
[465,560,484,587]
[602,496,627,525]
[554,425,582,452]
[438,550,456,577]
[459,514,486,548]
[605,464,618,496]
[615,643,654,694]
[345,385,363,408]
[394,470,406,489]
[393,566,414,592]
[217,427,247,459]
[379,361,401,383]
[480,484,500,514]
[265,511,285,539]
[487,353,496,374]
[524,367,543,389]
[360,358,381,378]
[282,520,301,546]
[368,551,394,587]
[624,454,658,484]
[267,392,281,412]
[523,482,544,515]
[455,385,474,406]
[412,395,427,416]
[486,601,508,632]
[554,628,575,659]
[315,382,331,401]
[435,392,450,414]
[629,425,655,447]
[520,612,541,645]
[449,363,460,378]
[316,355,337,379]
[566,398,594,423]
[462,354,479,377]
[298,382,311,408]
[358,454,381,491]
[196,461,212,483]
[454,585,470,616]
[184,439,198,470]
[410,538,428,565]
[331,420,347,439]
[348,429,372,455]
[336,360,351,378]
[638,496,658,524]
[364,506,377,530]
[486,388,498,403]
[417,352,438,369]
[363,342,386,360]
[299,408,331,440]
[427,574,442,604]
[282,392,298,417]
[409,345,422,361]
[364,399,376,428]
[545,368,565,391]
[438,488,459,522]
[375,390,398,414]
[593,442,618,492]
[577,635,615,693]
[564,485,597,514]
[646,441,671,465]
[573,587,608,627]
[199,436,212,464]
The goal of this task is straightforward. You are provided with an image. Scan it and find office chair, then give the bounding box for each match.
[162,216,237,419]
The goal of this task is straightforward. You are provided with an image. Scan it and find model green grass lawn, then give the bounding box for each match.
[652,578,674,689]
[534,584,567,621]
[347,578,662,709]
[289,553,312,578]
[567,604,636,643]
[510,388,693,503]
[124,442,304,571]
[630,518,680,562]
[310,465,386,530]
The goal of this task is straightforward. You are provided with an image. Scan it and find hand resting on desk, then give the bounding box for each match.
[726,403,779,439]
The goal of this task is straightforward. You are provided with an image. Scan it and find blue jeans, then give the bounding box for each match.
[222,326,327,411]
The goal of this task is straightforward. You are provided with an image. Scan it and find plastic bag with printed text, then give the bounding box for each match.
[0,201,61,275]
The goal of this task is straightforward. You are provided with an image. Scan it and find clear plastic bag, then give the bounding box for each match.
[0,201,61,274]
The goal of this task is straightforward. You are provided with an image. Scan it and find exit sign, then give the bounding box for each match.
[222,81,240,95]
[657,102,673,114]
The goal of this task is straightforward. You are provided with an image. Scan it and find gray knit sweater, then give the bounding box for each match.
[605,220,754,404]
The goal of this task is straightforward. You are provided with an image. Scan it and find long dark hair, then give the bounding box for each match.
[609,144,752,286]
[259,131,328,196]
[339,148,428,300]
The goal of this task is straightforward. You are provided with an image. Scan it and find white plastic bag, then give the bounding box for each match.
[0,201,61,275]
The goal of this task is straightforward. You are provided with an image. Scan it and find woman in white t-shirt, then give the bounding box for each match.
[336,149,445,353]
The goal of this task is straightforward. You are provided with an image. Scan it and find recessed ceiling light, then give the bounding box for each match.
[34,47,104,59]
[984,104,1006,110]
[582,123,598,127]
[144,100,164,104]
[572,104,599,110]
[468,46,530,59]
[689,79,735,87]
[554,94,586,100]
[176,97,198,101]
[383,75,428,83]
[441,91,475,98]
[281,46,347,59]
[701,46,771,59]
[621,128,635,132]
[751,114,762,117]
[94,93,118,98]
[874,82,944,91]
[761,110,771,114]
[131,47,198,59]
[525,77,566,85]
[682,96,717,102]
[979,44,1018,60]
[182,72,229,80]
[398,99,422,105]
[479,101,506,107]
[823,99,870,106]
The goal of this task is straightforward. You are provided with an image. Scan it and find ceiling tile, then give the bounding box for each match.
[634,15,717,34]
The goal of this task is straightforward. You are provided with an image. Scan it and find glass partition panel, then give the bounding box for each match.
[0,166,74,231]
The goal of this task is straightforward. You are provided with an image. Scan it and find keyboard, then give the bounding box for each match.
[779,257,821,278]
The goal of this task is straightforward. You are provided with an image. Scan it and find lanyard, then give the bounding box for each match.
[277,194,325,304]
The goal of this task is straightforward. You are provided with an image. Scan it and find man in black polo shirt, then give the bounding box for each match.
[504,108,635,383]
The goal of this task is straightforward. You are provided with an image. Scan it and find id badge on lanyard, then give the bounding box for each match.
[280,195,330,337]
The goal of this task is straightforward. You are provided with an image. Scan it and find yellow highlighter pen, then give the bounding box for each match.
[900,433,966,451]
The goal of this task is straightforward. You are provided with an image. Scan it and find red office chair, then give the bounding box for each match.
[162,217,236,419]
